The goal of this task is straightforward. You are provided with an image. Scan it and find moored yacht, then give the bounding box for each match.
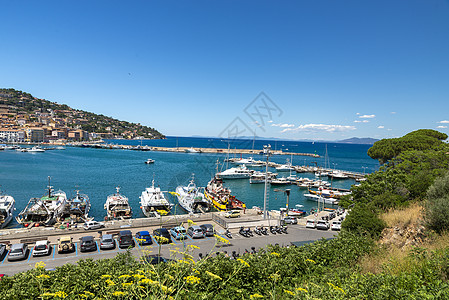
[0,192,15,228]
[275,159,295,171]
[140,179,173,217]
[216,165,253,179]
[104,187,132,220]
[204,176,245,211]
[175,174,210,214]
[16,178,68,226]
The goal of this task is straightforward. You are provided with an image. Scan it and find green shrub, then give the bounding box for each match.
[342,203,386,238]
[425,172,449,233]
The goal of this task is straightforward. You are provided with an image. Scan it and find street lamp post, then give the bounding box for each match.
[263,144,271,220]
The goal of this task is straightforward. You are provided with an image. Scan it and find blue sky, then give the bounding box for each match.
[2,0,449,140]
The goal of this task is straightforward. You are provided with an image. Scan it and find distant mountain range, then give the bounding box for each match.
[188,135,379,145]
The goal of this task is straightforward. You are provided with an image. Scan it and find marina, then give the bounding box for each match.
[0,137,379,229]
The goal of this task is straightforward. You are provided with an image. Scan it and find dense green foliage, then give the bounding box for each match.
[341,203,386,238]
[425,171,449,234]
[367,129,448,164]
[0,88,165,139]
[2,233,449,299]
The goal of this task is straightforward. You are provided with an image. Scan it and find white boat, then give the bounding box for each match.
[216,165,253,179]
[328,170,349,179]
[304,193,338,205]
[275,158,295,171]
[104,187,132,220]
[270,177,291,185]
[0,192,15,228]
[145,158,155,164]
[249,171,276,184]
[27,146,46,153]
[16,178,67,226]
[140,179,173,217]
[233,157,257,165]
[175,175,210,214]
[185,147,200,153]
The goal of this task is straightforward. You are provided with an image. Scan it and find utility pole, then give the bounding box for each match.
[263,144,271,219]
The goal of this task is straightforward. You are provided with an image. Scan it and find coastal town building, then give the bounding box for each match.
[0,128,25,142]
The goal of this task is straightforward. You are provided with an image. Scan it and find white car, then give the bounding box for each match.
[305,219,316,229]
[33,240,52,256]
[316,220,329,230]
[83,220,105,230]
[331,221,342,231]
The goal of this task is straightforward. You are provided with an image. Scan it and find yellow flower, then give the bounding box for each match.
[184,275,201,284]
[53,291,67,298]
[178,259,191,265]
[41,293,55,298]
[160,285,173,293]
[327,282,346,294]
[112,291,125,296]
[101,274,111,279]
[35,261,46,269]
[79,291,95,298]
[165,274,175,280]
[214,234,230,244]
[118,274,131,279]
[237,258,250,267]
[105,279,115,286]
[122,282,133,287]
[36,274,50,279]
[187,219,196,226]
[284,290,295,296]
[250,294,264,299]
[133,274,145,279]
[140,278,159,285]
[296,287,308,293]
[189,244,200,250]
[136,269,145,274]
[306,259,316,264]
[270,252,280,257]
[205,271,222,280]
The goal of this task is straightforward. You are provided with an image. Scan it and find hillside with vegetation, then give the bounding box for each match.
[2,129,449,299]
[0,88,165,139]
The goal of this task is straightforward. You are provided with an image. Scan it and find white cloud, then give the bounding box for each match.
[268,120,273,123]
[281,123,356,133]
[438,120,449,124]
[391,112,397,114]
[356,112,360,115]
[359,114,376,119]
[354,120,369,123]
[271,123,295,128]
[437,125,448,129]
[378,125,385,129]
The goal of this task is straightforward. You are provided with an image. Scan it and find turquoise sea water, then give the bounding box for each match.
[0,137,379,228]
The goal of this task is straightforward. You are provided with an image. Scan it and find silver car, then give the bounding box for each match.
[316,220,329,230]
[7,243,28,261]
[187,225,205,239]
[100,234,116,250]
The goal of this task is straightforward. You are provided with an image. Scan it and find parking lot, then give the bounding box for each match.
[0,222,338,276]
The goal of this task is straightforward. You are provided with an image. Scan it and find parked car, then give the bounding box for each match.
[118,230,135,248]
[305,219,316,229]
[316,220,330,230]
[7,243,28,261]
[331,221,342,231]
[153,228,172,244]
[187,225,205,239]
[32,240,52,256]
[83,220,105,230]
[0,244,7,258]
[100,234,116,250]
[80,236,97,252]
[200,224,215,236]
[224,210,241,218]
[141,255,175,265]
[282,216,298,225]
[58,236,75,253]
[135,231,153,245]
[169,226,187,240]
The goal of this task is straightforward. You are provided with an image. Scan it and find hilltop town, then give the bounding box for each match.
[0,88,164,143]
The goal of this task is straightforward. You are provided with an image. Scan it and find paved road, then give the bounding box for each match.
[0,225,337,276]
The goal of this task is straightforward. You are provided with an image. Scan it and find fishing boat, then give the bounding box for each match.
[287,208,307,217]
[16,178,68,226]
[204,176,246,211]
[145,158,155,164]
[104,187,132,220]
[216,164,253,179]
[0,192,15,228]
[140,179,173,217]
[175,174,210,214]
[61,190,91,222]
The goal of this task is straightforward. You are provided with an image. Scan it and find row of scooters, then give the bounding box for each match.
[239,225,288,237]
